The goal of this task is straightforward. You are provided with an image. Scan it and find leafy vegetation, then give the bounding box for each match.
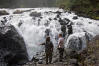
[0,0,56,8]
[57,0,99,20]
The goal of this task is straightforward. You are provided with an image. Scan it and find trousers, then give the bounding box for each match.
[45,52,52,64]
[58,48,64,61]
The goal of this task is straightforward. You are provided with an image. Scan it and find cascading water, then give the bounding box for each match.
[0,8,99,60]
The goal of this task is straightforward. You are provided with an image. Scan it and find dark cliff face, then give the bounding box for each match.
[0,0,57,8]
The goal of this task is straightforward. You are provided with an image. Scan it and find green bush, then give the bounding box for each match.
[57,0,99,20]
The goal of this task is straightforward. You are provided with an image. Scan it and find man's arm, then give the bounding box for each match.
[40,43,45,45]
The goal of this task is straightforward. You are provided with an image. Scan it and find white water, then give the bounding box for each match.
[0,8,99,60]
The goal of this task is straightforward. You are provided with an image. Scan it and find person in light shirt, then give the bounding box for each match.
[58,34,64,62]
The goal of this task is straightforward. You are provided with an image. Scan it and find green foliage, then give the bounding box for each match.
[57,0,99,20]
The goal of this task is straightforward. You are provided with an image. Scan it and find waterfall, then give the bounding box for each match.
[0,8,99,60]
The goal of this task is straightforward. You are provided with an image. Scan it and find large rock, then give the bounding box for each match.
[30,12,41,17]
[13,10,23,14]
[0,10,9,16]
[65,32,87,51]
[73,16,78,20]
[0,23,28,65]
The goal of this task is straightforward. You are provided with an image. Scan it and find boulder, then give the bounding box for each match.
[73,16,78,20]
[30,12,41,17]
[55,11,62,14]
[13,10,23,14]
[0,10,9,16]
[88,22,92,24]
[0,23,28,65]
[38,60,43,64]
[59,18,67,25]
[64,18,71,23]
[66,33,87,51]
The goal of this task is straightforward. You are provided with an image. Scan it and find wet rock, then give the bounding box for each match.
[44,21,50,26]
[49,11,53,13]
[18,22,23,27]
[38,60,43,64]
[30,12,41,17]
[88,22,92,24]
[54,18,57,20]
[64,18,71,23]
[45,29,50,36]
[45,12,49,14]
[55,11,62,14]
[68,11,72,14]
[61,25,66,37]
[66,33,87,51]
[59,18,67,25]
[67,25,73,35]
[0,10,9,16]
[49,18,52,21]
[73,16,78,20]
[31,57,39,63]
[56,14,60,18]
[76,22,83,26]
[85,32,93,42]
[0,24,28,65]
[13,10,23,14]
[40,17,43,19]
[1,17,7,25]
[68,37,82,51]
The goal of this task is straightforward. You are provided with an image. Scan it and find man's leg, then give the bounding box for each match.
[49,53,52,63]
[46,53,48,64]
[58,48,62,61]
[61,48,64,59]
[60,48,64,61]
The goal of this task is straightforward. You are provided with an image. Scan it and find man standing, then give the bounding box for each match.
[41,36,53,64]
[58,34,64,62]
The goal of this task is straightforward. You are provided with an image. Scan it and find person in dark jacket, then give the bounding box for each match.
[41,36,53,64]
